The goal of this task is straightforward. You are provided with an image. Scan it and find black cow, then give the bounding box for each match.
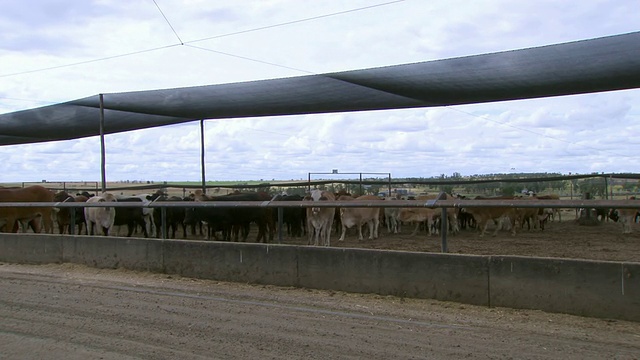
[113,197,149,237]
[190,191,274,243]
[147,194,187,239]
[76,191,95,198]
[182,196,205,238]
[272,194,306,238]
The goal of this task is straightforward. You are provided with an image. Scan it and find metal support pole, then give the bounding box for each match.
[161,206,167,240]
[200,119,206,194]
[388,173,392,198]
[70,207,76,235]
[440,208,448,253]
[277,207,283,244]
[359,173,363,195]
[99,94,106,193]
[609,175,614,199]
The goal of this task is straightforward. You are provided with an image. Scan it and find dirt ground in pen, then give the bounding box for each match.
[325,213,640,263]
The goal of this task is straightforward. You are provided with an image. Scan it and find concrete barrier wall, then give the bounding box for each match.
[489,256,640,321]
[0,233,637,322]
[296,247,489,305]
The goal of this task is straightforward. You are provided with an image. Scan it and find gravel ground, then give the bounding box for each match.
[1,263,639,359]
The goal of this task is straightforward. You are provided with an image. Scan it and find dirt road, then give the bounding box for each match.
[1,263,639,359]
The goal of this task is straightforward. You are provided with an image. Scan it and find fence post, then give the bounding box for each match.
[277,207,283,244]
[161,206,167,239]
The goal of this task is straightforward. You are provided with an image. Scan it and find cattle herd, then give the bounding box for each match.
[0,185,638,244]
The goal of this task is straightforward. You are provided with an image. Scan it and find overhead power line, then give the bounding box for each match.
[187,0,405,44]
[184,44,315,75]
[152,0,184,45]
[0,1,405,78]
[0,44,181,78]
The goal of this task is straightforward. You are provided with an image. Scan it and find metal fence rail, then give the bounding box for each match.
[1,199,640,209]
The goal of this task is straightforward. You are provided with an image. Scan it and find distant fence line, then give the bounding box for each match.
[14,172,640,194]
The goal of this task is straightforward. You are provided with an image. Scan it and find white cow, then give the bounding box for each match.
[616,208,638,234]
[304,189,336,246]
[84,192,117,236]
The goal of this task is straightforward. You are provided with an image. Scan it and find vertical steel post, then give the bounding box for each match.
[99,94,106,193]
[277,207,283,244]
[440,208,448,253]
[161,206,167,240]
[200,120,206,194]
[70,207,76,235]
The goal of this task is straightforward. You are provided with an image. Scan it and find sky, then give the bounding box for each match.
[1,0,639,183]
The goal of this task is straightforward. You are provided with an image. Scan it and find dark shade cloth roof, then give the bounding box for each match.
[1,31,640,146]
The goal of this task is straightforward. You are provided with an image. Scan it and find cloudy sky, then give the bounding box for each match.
[1,0,639,183]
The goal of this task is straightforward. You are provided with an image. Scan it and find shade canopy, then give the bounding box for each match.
[2,31,640,146]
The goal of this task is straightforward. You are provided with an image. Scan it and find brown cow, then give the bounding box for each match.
[53,191,88,234]
[0,185,54,233]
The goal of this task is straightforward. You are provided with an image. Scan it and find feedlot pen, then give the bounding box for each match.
[155,208,640,263]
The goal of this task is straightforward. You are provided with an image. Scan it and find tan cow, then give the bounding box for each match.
[338,195,381,241]
[463,206,516,237]
[397,193,459,236]
[0,185,54,233]
[397,207,439,236]
[84,192,117,236]
[305,189,336,246]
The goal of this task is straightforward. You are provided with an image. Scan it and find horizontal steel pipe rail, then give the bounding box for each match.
[0,199,639,209]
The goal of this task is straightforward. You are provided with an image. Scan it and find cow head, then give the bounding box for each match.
[99,193,117,211]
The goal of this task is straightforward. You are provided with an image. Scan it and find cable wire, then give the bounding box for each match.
[184,44,315,75]
[152,0,184,44]
[0,44,181,78]
[186,0,405,44]
[0,1,404,78]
